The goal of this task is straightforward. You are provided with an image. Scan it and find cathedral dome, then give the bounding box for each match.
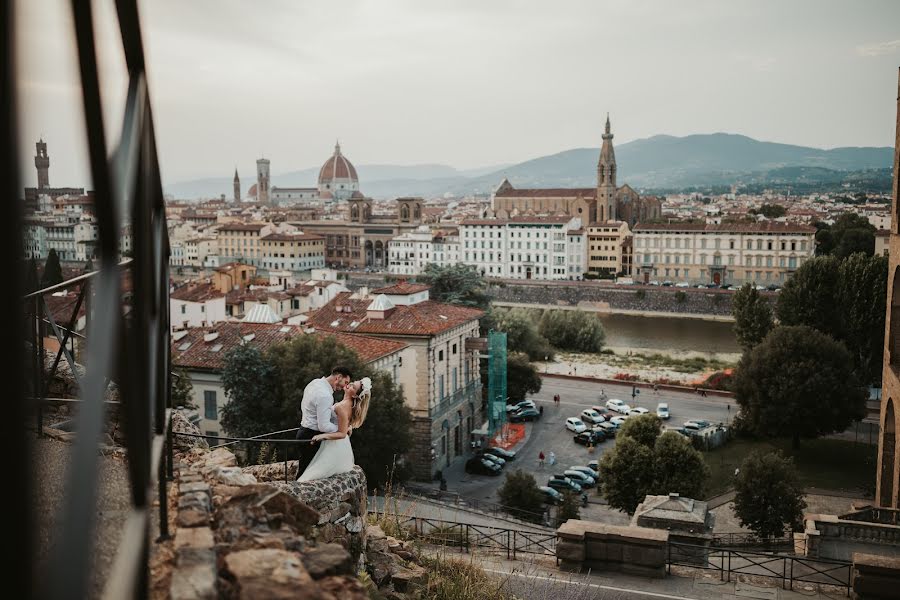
[318,142,358,185]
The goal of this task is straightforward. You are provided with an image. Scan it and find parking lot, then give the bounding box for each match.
[445,376,733,506]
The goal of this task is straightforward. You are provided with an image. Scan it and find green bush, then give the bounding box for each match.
[675,291,687,303]
[635,289,646,299]
[538,309,606,353]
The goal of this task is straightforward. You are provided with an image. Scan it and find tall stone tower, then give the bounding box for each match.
[233,168,240,202]
[596,115,617,222]
[877,67,900,509]
[35,138,49,189]
[256,158,270,204]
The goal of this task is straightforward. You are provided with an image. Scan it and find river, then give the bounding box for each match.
[597,313,741,360]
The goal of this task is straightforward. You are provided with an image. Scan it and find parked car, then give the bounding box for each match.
[483,447,516,461]
[587,459,599,473]
[573,430,604,446]
[628,407,649,416]
[590,405,611,416]
[465,457,501,476]
[766,284,781,291]
[720,283,733,290]
[755,285,766,291]
[610,415,628,426]
[538,485,564,505]
[605,399,630,413]
[674,281,690,288]
[656,403,670,420]
[547,476,582,493]
[506,400,535,413]
[615,277,635,285]
[570,465,597,478]
[565,417,587,433]
[480,453,506,467]
[666,426,690,437]
[580,408,605,424]
[564,469,596,488]
[594,421,617,436]
[684,419,711,430]
[662,280,674,287]
[509,408,541,422]
[693,283,706,288]
[706,283,720,289]
[648,280,661,286]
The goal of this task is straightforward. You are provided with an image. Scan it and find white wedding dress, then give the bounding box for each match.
[298,435,355,482]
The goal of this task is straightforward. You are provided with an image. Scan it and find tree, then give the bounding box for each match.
[492,308,554,360]
[555,492,581,527]
[776,256,842,339]
[838,253,888,384]
[733,451,807,539]
[418,263,491,310]
[498,470,546,523]
[506,352,541,403]
[220,343,279,439]
[598,436,655,514]
[815,213,876,258]
[41,248,64,288]
[653,432,709,499]
[172,367,195,409]
[732,325,867,448]
[732,283,774,350]
[600,415,710,514]
[618,413,662,447]
[538,309,606,353]
[749,204,786,219]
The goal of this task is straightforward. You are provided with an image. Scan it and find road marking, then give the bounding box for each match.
[482,568,702,599]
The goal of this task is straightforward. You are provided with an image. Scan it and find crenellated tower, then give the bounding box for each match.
[35,138,49,189]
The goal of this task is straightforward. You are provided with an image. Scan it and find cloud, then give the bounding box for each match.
[856,39,900,57]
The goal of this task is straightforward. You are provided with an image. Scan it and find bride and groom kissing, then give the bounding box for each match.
[295,366,372,482]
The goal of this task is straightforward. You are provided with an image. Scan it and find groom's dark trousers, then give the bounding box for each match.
[296,426,323,476]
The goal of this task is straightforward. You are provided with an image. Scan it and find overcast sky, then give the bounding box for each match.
[16,0,900,188]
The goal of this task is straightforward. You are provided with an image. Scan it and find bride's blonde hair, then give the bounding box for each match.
[350,383,371,429]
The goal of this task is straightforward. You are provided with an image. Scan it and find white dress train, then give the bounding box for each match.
[298,436,354,482]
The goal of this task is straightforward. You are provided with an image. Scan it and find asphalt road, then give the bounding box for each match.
[445,376,733,503]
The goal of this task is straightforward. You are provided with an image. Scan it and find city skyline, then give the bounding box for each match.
[16,0,900,188]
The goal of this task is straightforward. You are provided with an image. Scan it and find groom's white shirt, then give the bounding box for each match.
[300,377,339,433]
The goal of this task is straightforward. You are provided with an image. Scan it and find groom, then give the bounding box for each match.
[296,366,352,476]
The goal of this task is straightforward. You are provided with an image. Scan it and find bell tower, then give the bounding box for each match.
[596,115,617,222]
[233,168,240,202]
[256,158,270,204]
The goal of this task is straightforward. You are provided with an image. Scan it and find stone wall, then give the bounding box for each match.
[853,553,900,600]
[802,513,900,561]
[489,282,739,317]
[556,520,669,577]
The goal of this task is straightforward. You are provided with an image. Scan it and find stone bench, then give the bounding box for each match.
[556,520,668,577]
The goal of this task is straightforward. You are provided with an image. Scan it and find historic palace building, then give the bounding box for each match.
[491,116,661,228]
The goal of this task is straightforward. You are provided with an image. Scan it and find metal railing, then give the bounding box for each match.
[11,1,174,598]
[368,514,557,559]
[667,541,852,595]
[710,530,793,549]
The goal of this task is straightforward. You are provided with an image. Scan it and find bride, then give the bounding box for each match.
[298,377,371,482]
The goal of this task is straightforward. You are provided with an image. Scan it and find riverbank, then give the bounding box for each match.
[493,300,735,322]
[540,349,739,386]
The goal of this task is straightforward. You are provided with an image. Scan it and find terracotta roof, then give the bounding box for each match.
[307,292,483,337]
[171,322,405,371]
[460,216,573,226]
[285,284,316,297]
[494,187,596,198]
[170,282,225,302]
[260,232,325,242]
[219,223,268,232]
[371,282,431,295]
[215,262,253,273]
[318,143,358,183]
[633,222,816,234]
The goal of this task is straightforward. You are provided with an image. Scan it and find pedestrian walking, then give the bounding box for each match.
[548,451,556,466]
[538,451,545,467]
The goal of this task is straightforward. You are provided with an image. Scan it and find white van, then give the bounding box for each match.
[615,277,635,285]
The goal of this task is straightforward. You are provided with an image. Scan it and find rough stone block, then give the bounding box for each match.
[555,539,585,563]
[170,561,217,600]
[302,543,354,579]
[175,526,214,551]
[223,548,322,599]
[318,575,369,600]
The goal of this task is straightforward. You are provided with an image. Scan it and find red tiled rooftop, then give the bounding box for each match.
[371,282,431,295]
[494,187,597,198]
[633,222,816,234]
[306,293,483,337]
[170,282,225,303]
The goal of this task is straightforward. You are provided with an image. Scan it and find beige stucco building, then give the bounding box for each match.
[587,221,631,277]
[260,231,325,272]
[632,222,816,285]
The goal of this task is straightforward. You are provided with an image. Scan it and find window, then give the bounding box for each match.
[438,374,445,400]
[180,304,186,314]
[452,343,457,355]
[204,390,217,419]
[438,349,444,361]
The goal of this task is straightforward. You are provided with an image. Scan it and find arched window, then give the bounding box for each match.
[351,205,358,220]
[401,205,409,220]
[891,267,900,371]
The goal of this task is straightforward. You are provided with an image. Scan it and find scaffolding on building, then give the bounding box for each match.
[487,330,507,439]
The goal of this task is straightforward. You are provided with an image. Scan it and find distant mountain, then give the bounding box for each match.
[164,133,893,199]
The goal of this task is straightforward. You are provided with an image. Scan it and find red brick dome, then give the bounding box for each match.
[318,142,358,185]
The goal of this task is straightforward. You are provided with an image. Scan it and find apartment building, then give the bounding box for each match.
[586,221,631,277]
[632,222,816,285]
[259,231,326,272]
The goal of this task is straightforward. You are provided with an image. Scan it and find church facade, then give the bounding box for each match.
[491,117,661,228]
